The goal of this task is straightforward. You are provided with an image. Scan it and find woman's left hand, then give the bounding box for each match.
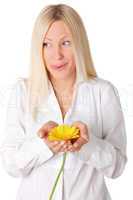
[68,121,90,152]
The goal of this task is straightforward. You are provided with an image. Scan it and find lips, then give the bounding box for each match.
[51,63,67,70]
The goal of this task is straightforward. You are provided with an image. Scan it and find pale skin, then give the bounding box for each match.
[37,20,89,154]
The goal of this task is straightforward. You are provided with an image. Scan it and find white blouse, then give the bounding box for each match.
[0,77,127,200]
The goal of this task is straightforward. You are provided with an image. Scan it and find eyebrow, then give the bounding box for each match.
[45,35,69,41]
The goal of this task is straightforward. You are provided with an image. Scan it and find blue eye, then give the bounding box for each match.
[62,41,71,46]
[43,41,71,48]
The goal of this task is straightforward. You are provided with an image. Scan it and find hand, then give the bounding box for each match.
[68,121,90,152]
[45,139,73,154]
[37,121,72,154]
[37,121,58,139]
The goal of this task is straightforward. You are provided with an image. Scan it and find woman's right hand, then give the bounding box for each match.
[37,121,72,154]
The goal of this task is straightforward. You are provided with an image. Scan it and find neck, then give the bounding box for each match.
[50,76,76,93]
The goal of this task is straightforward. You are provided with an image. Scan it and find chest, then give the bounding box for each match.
[26,84,103,139]
[55,92,73,120]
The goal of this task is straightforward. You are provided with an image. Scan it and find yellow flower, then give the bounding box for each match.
[48,124,80,141]
[48,124,80,200]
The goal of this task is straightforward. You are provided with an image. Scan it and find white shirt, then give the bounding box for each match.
[0,77,127,200]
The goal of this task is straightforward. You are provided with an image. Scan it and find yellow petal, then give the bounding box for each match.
[48,124,80,141]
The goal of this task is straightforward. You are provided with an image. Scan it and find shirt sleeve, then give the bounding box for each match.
[0,79,54,178]
[75,81,127,179]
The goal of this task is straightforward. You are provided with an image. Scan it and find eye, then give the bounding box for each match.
[62,40,71,46]
[43,42,51,48]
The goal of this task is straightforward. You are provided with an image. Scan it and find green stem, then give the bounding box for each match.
[49,152,67,200]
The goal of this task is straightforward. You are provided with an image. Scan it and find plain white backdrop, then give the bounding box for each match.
[0,0,132,199]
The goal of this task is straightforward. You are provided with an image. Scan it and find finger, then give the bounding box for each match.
[69,137,86,152]
[71,121,83,129]
[72,121,88,132]
[37,130,47,138]
[73,137,87,148]
[47,123,58,132]
[59,144,68,152]
[43,140,60,153]
[58,141,69,151]
[72,139,81,150]
[45,139,59,148]
[45,121,58,129]
[71,121,89,141]
[52,141,60,146]
[65,141,73,151]
[51,141,64,149]
[37,126,49,138]
[53,141,66,153]
[37,121,58,138]
[60,141,72,152]
[45,140,58,147]
[69,145,80,152]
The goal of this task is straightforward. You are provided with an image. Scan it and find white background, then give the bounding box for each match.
[0,0,132,199]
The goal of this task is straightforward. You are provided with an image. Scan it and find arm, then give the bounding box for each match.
[75,81,127,178]
[0,79,54,178]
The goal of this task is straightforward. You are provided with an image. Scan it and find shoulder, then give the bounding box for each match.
[9,77,29,104]
[12,77,28,94]
[80,77,120,102]
[6,77,30,113]
[81,76,117,92]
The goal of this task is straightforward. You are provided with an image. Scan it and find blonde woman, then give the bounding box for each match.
[0,4,127,200]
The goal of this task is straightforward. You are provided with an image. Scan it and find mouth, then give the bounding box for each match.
[51,63,68,70]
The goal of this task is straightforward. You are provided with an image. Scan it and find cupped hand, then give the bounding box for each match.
[37,121,72,154]
[67,121,90,152]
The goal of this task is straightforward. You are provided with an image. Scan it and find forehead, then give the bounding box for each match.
[45,20,71,39]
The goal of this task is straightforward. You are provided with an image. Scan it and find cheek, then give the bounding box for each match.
[43,52,51,65]
[63,51,76,72]
[65,51,75,64]
[69,54,76,69]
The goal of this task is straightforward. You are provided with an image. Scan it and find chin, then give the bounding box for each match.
[53,75,68,80]
[52,72,70,80]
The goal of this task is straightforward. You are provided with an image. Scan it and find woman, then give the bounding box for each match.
[0,4,127,200]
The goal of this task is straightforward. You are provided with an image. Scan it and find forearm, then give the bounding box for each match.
[0,135,54,177]
[75,133,127,178]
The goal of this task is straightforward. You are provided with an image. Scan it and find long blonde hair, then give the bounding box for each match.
[27,3,97,121]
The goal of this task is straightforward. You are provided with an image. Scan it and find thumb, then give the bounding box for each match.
[37,129,47,138]
[37,131,43,138]
[46,123,58,135]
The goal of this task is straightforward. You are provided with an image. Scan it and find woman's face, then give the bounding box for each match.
[43,20,76,81]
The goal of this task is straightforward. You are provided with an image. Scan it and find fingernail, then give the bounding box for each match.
[54,141,58,144]
[61,141,65,145]
[70,149,73,152]
[39,133,43,138]
[68,145,72,149]
[74,143,78,147]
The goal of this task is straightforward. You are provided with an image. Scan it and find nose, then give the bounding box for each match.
[53,45,63,60]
